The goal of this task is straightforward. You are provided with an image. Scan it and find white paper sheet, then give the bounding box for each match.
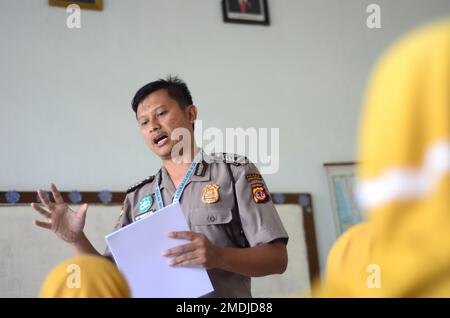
[105,202,214,298]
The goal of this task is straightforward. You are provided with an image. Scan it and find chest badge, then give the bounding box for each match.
[201,184,220,204]
[138,195,153,213]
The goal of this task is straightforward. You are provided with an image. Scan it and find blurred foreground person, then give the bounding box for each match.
[316,19,450,297]
[40,255,130,298]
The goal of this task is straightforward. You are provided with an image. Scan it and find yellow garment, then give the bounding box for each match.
[317,20,450,297]
[40,255,130,298]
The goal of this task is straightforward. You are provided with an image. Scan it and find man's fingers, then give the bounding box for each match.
[33,220,52,230]
[168,231,198,241]
[174,259,201,267]
[37,189,53,209]
[169,251,198,266]
[50,183,65,204]
[30,203,51,219]
[162,242,196,256]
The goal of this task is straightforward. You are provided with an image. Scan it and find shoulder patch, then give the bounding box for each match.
[126,175,155,194]
[251,183,270,203]
[246,173,263,183]
[211,153,249,166]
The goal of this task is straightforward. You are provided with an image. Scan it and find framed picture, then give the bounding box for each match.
[49,0,103,11]
[222,0,270,26]
[324,162,363,237]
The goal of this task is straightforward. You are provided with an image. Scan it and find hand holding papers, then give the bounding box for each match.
[105,202,214,298]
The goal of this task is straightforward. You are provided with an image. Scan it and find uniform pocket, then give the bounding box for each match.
[190,208,233,226]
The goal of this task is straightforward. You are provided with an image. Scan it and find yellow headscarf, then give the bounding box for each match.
[40,255,130,298]
[316,19,450,297]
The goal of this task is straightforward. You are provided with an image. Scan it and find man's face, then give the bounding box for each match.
[136,89,196,160]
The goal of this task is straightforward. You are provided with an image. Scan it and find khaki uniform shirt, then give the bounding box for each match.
[105,151,288,297]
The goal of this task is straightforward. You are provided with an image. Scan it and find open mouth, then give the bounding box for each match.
[152,133,169,147]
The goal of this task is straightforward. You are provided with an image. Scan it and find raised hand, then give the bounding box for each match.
[31,183,88,243]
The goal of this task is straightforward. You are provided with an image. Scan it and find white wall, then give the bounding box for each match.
[1,0,450,273]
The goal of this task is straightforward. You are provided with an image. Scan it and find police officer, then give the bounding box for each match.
[31,76,288,298]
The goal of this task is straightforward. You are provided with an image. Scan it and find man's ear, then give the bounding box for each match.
[186,105,198,123]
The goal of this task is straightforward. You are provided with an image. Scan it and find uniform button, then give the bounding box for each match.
[208,216,216,222]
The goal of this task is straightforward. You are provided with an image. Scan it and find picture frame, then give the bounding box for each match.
[324,162,363,237]
[48,0,103,11]
[222,0,270,26]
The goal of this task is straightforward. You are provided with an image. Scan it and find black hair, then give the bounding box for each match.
[131,75,194,114]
